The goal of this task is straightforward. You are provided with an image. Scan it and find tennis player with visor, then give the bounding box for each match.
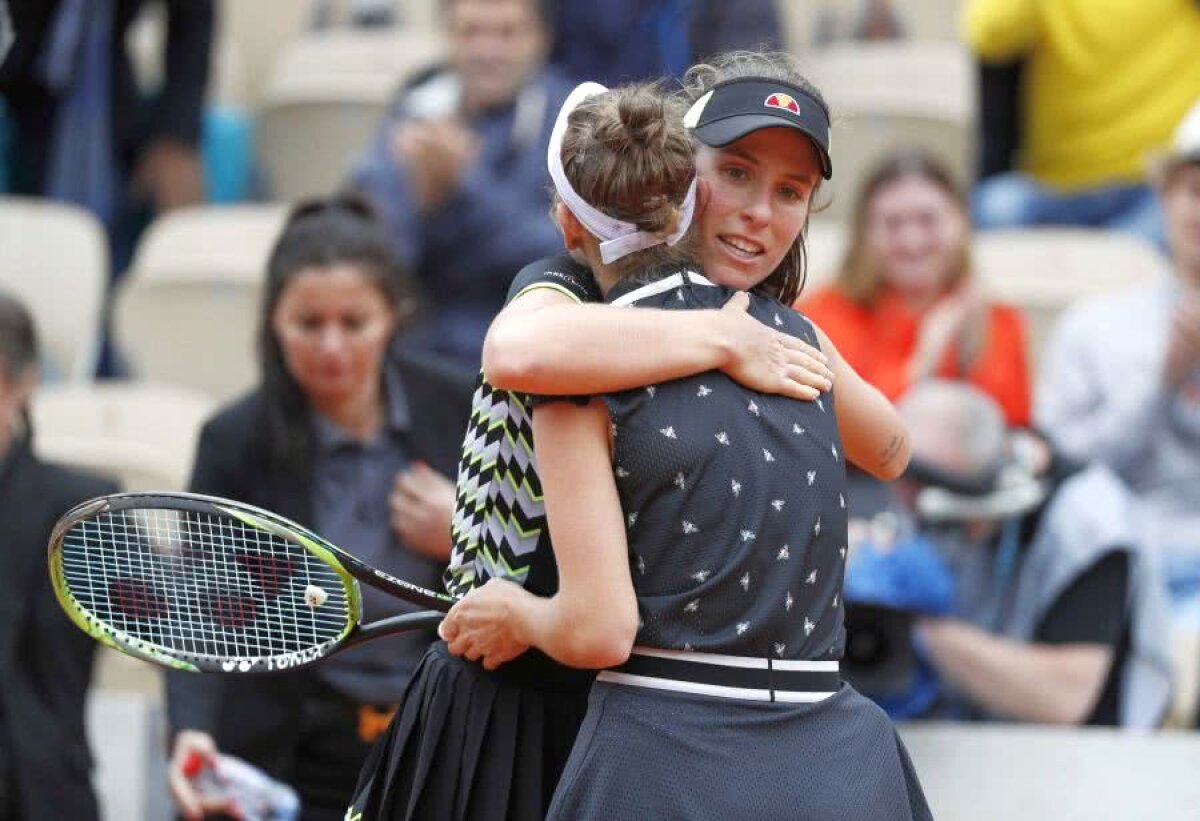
[346,49,926,821]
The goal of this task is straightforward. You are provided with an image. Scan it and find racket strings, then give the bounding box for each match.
[59,508,352,663]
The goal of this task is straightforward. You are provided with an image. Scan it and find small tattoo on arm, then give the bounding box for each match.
[880,433,907,466]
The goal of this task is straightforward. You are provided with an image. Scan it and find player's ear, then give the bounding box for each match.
[555,203,588,251]
[695,178,711,220]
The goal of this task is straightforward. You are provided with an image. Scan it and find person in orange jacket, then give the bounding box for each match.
[800,148,1031,426]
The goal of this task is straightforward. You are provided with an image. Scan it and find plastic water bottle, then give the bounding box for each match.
[184,752,301,821]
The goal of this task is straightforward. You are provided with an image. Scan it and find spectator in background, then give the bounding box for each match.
[0,290,118,821]
[963,0,1200,249]
[893,381,1171,728]
[350,0,569,367]
[800,150,1032,427]
[548,0,780,87]
[311,0,395,29]
[1035,100,1200,665]
[165,198,472,821]
[0,0,213,243]
[812,0,906,47]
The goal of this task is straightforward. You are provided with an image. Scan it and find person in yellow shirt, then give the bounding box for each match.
[963,0,1200,249]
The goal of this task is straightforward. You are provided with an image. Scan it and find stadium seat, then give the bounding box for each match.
[113,204,288,403]
[0,197,108,382]
[256,27,447,200]
[807,42,976,221]
[802,218,848,294]
[777,0,967,51]
[974,228,1171,364]
[31,380,217,491]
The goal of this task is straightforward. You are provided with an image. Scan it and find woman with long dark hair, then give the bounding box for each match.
[164,196,471,821]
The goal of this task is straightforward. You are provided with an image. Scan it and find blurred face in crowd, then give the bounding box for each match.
[693,128,822,292]
[864,174,969,306]
[271,264,396,414]
[446,0,548,113]
[0,360,35,459]
[1162,163,1200,285]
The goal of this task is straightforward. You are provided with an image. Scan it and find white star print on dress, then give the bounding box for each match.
[748,400,760,416]
[616,466,630,478]
[676,289,685,302]
[763,448,775,462]
[773,313,783,326]
[806,570,817,584]
[646,386,656,398]
[697,385,712,397]
[660,426,677,439]
[803,617,815,636]
[785,591,794,611]
[740,529,756,542]
[682,520,700,534]
[715,431,730,445]
[771,499,785,511]
[831,443,839,461]
[684,599,700,613]
[839,493,845,508]
[736,621,750,635]
[777,545,790,560]
[832,594,839,608]
[774,642,786,657]
[793,424,805,435]
[627,512,638,527]
[673,472,686,489]
[636,555,646,575]
[691,570,711,583]
[807,470,816,486]
[816,397,825,412]
[739,572,750,591]
[814,517,822,536]
[731,479,741,497]
[839,546,847,560]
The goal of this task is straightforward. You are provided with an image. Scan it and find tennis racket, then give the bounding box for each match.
[48,491,454,675]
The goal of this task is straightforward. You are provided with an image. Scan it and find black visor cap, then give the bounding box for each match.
[686,77,833,179]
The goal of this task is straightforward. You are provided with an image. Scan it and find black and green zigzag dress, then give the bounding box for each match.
[347,256,599,821]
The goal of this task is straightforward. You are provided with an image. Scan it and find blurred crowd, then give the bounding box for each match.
[1,0,1200,818]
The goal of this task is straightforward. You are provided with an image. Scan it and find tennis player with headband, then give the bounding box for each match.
[439,64,931,820]
[432,57,926,820]
[349,52,913,821]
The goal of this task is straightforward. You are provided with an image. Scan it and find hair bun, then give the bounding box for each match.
[615,88,668,148]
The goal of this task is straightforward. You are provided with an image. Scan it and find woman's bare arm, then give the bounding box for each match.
[483,289,832,400]
[442,399,638,670]
[815,325,912,481]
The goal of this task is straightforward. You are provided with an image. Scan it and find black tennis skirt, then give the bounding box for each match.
[346,640,594,821]
[547,680,933,821]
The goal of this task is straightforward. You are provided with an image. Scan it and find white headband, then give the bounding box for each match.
[547,81,698,265]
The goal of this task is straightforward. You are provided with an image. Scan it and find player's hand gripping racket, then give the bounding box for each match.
[48,492,454,674]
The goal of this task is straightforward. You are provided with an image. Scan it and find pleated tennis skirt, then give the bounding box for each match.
[346,640,594,821]
[546,681,933,821]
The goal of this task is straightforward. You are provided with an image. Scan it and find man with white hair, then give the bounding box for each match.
[1035,99,1200,680]
[894,381,1171,727]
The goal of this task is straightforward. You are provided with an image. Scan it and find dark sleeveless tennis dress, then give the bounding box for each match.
[545,270,932,821]
[346,257,600,821]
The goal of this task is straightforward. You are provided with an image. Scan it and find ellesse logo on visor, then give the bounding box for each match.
[764,93,801,115]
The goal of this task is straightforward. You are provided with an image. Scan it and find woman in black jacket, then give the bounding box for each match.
[164,196,472,821]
